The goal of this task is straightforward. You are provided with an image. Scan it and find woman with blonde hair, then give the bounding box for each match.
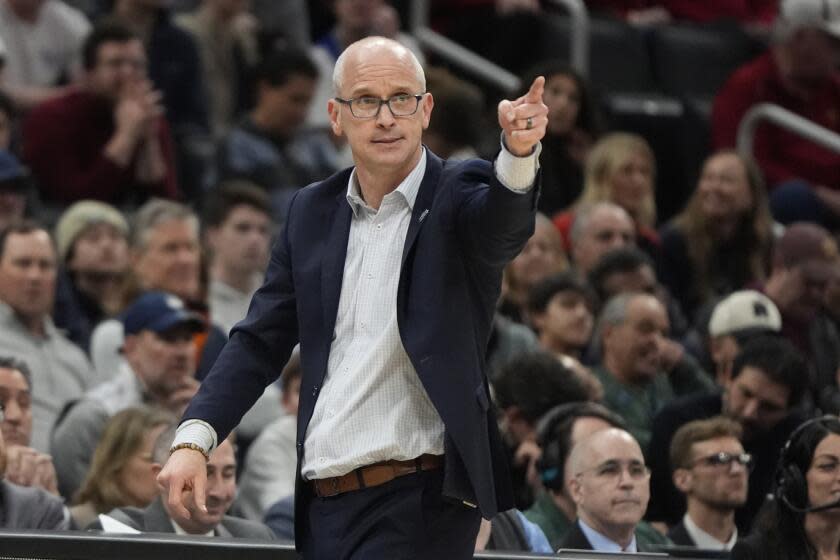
[553,132,659,260]
[70,406,174,529]
[659,150,773,319]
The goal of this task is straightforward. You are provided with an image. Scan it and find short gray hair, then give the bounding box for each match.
[131,198,199,250]
[570,202,631,246]
[590,293,637,359]
[0,356,32,390]
[332,36,426,96]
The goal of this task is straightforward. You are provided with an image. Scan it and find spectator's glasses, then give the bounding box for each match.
[334,93,425,119]
[575,459,650,483]
[689,452,754,472]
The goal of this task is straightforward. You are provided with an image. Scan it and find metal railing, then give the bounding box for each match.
[408,0,590,95]
[737,103,840,159]
[545,0,590,78]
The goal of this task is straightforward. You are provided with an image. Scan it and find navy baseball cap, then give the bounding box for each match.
[122,291,205,336]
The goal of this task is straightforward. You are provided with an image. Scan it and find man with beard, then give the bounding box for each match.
[52,201,130,353]
[52,291,204,499]
[22,21,179,206]
[96,428,273,538]
[647,335,809,531]
[668,417,750,549]
[560,428,654,551]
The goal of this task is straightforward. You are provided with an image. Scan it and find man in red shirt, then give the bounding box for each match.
[711,0,840,223]
[22,21,179,207]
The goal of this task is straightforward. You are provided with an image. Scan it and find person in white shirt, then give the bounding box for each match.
[668,416,750,550]
[202,181,272,336]
[0,0,90,109]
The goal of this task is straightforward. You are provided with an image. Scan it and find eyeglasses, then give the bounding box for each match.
[334,93,424,119]
[688,452,754,472]
[575,460,650,483]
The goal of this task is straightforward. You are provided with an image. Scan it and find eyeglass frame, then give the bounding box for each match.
[334,93,425,119]
[574,459,651,483]
[685,451,755,472]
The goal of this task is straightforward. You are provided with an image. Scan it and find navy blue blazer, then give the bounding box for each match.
[182,150,538,541]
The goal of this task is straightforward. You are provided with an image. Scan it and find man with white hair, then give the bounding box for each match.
[712,0,840,222]
[561,428,653,551]
[159,36,548,558]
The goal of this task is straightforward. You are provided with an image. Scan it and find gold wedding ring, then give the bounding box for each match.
[526,117,533,130]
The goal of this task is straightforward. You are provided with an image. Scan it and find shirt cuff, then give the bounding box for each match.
[173,419,218,454]
[494,134,541,192]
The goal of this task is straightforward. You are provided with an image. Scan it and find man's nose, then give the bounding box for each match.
[3,399,21,422]
[741,398,759,419]
[376,103,396,126]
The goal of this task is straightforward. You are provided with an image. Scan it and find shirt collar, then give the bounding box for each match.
[578,518,637,553]
[171,518,214,537]
[345,148,426,217]
[0,300,54,339]
[683,513,738,550]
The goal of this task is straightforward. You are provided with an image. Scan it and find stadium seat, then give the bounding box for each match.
[650,24,762,98]
[542,15,656,94]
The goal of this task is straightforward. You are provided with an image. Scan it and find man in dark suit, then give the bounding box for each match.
[667,417,748,550]
[158,35,548,558]
[560,428,657,552]
[99,430,273,539]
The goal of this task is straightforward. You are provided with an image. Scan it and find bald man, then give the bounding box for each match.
[158,36,548,558]
[561,428,655,552]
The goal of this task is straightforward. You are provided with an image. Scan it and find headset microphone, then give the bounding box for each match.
[781,495,840,514]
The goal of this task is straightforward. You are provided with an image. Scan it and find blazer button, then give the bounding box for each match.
[312,386,319,396]
[296,443,303,449]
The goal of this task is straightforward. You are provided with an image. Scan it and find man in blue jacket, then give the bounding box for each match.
[158,35,548,558]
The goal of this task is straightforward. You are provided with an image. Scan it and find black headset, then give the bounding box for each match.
[774,414,840,514]
[535,402,625,492]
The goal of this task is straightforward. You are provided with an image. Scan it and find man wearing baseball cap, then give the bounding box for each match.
[51,291,204,499]
[707,290,782,386]
[712,0,840,224]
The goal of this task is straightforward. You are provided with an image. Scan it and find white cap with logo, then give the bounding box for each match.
[779,0,840,38]
[708,290,783,338]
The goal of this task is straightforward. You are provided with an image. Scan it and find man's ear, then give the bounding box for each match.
[568,475,583,507]
[328,98,342,137]
[421,92,434,130]
[672,468,692,494]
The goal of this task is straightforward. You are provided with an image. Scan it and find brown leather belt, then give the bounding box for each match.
[311,454,443,498]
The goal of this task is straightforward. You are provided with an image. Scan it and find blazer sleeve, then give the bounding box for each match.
[453,159,539,268]
[180,191,301,441]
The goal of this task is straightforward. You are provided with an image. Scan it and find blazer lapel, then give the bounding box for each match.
[401,151,442,268]
[144,498,177,533]
[320,190,352,334]
[216,519,233,538]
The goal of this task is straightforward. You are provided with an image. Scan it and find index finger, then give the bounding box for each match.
[524,76,545,104]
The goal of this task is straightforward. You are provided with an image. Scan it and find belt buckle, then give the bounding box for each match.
[330,477,341,496]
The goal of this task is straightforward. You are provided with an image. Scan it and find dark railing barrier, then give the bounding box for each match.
[0,531,730,560]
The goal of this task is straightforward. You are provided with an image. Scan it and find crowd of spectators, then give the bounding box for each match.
[0,0,837,555]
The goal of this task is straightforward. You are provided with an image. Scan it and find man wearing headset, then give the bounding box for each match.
[525,402,668,551]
